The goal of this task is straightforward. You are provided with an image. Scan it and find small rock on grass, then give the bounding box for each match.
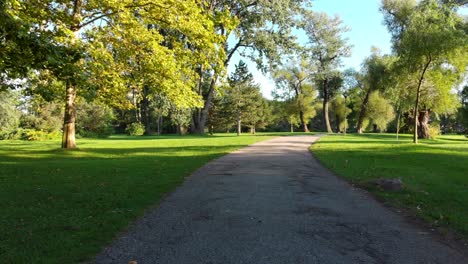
[370,178,404,191]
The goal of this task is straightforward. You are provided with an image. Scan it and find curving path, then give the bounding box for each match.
[95,135,467,264]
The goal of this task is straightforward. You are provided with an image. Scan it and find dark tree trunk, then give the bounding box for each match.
[193,76,217,134]
[417,110,430,139]
[414,57,432,143]
[141,86,151,135]
[356,88,371,134]
[62,82,77,149]
[373,124,378,133]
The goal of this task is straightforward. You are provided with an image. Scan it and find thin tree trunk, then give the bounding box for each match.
[356,88,371,134]
[396,108,401,141]
[236,111,241,136]
[413,58,431,144]
[290,123,294,133]
[141,86,151,135]
[62,82,77,148]
[322,79,333,133]
[299,110,309,132]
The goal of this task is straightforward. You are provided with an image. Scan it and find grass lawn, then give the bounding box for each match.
[0,133,295,263]
[311,133,468,238]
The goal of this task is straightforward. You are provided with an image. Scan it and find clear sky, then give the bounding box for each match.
[228,0,393,99]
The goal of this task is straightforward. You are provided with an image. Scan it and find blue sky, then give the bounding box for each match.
[229,0,394,99]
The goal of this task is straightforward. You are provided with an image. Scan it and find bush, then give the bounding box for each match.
[21,130,61,141]
[428,124,440,139]
[76,101,115,138]
[125,122,145,136]
[0,129,22,140]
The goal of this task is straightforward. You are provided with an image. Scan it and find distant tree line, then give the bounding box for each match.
[1,0,467,147]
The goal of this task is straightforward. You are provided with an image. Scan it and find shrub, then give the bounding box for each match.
[125,122,145,136]
[76,101,115,138]
[428,124,440,139]
[21,130,61,141]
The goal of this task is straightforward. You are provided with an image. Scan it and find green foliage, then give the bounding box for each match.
[125,122,145,136]
[76,100,114,138]
[210,61,267,133]
[21,129,62,141]
[0,90,21,133]
[382,0,468,142]
[366,91,395,132]
[273,59,317,130]
[20,101,63,133]
[428,124,440,139]
[330,96,351,132]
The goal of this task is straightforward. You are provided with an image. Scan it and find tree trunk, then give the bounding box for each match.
[62,82,77,149]
[322,80,333,133]
[323,100,333,133]
[299,110,309,132]
[417,110,430,139]
[356,88,371,134]
[290,123,294,133]
[413,58,431,143]
[62,0,81,149]
[141,86,151,135]
[195,76,218,134]
[236,111,241,136]
[373,124,378,133]
[396,108,401,140]
[250,126,255,134]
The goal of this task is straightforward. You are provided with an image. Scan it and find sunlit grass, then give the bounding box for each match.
[311,133,468,237]
[0,133,293,263]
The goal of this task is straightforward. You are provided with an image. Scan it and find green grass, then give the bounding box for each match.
[311,133,468,237]
[0,133,292,263]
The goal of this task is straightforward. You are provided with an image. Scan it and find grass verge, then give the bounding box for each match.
[0,133,285,263]
[310,133,468,238]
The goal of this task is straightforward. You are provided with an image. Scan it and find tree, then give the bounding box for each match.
[191,0,308,134]
[355,48,394,133]
[273,59,317,132]
[0,90,21,134]
[330,95,351,132]
[382,0,468,143]
[8,0,222,148]
[366,91,395,132]
[301,11,352,133]
[226,61,263,136]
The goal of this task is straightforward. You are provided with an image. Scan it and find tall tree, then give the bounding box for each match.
[382,0,468,143]
[191,0,308,134]
[273,59,317,132]
[8,0,222,148]
[301,11,351,133]
[226,61,262,136]
[355,48,394,133]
